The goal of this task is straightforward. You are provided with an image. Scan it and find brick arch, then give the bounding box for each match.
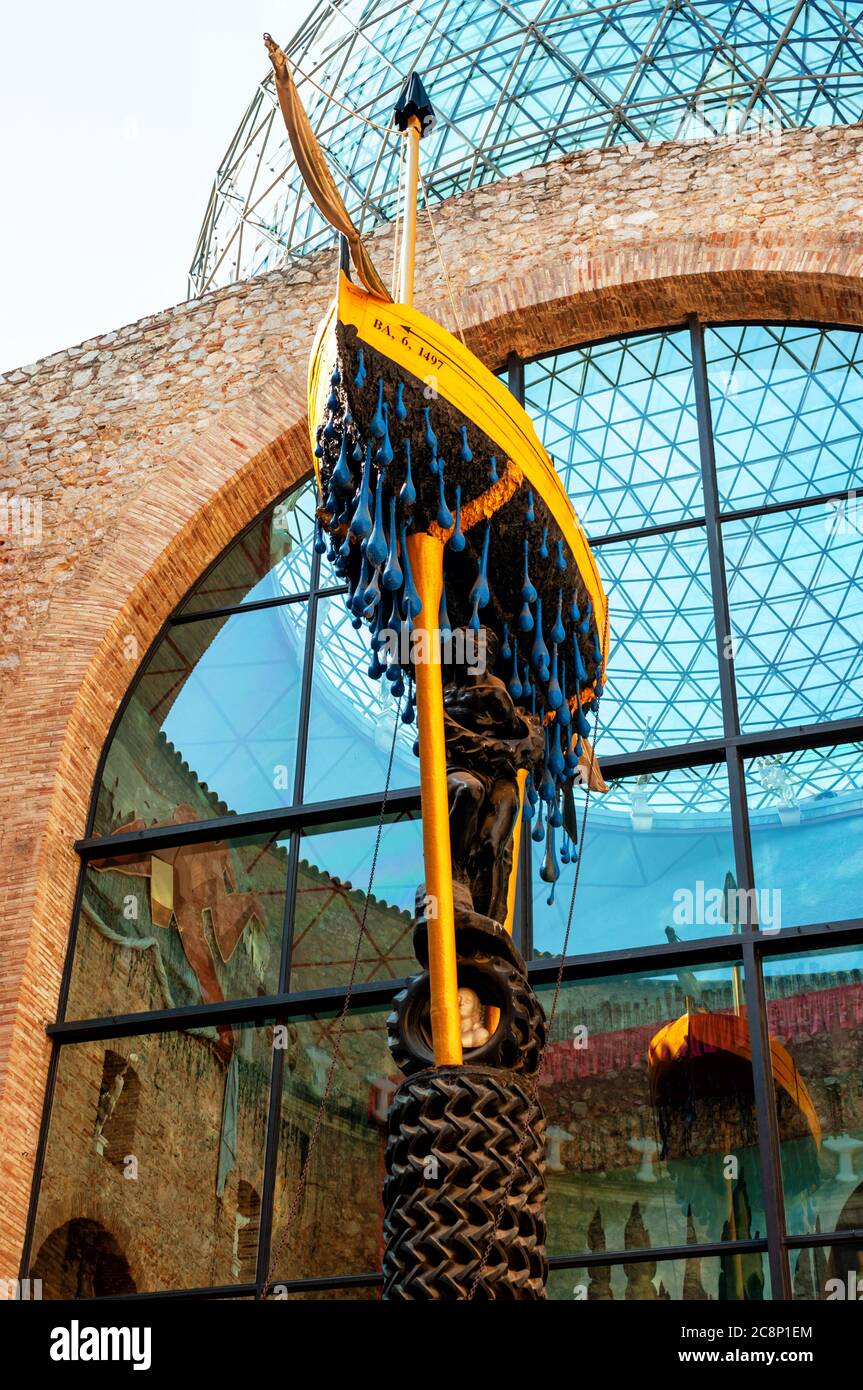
[3,233,863,1278]
[464,231,863,366]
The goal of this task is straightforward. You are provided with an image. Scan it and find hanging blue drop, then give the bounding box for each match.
[326,381,339,414]
[574,685,591,738]
[521,539,537,604]
[400,523,421,618]
[522,663,533,701]
[532,597,549,679]
[370,379,386,440]
[377,401,394,467]
[351,552,371,616]
[349,443,373,540]
[323,414,337,443]
[313,517,326,555]
[531,797,545,843]
[508,647,523,700]
[366,472,387,567]
[489,455,499,483]
[468,521,491,624]
[401,682,415,724]
[400,439,416,507]
[458,425,473,463]
[353,348,366,389]
[363,563,382,614]
[547,644,563,709]
[449,484,465,551]
[555,539,566,572]
[550,795,563,830]
[423,406,438,472]
[579,597,593,637]
[332,429,352,492]
[518,600,534,634]
[439,584,453,643]
[572,632,588,684]
[570,592,581,625]
[391,671,405,699]
[540,817,560,903]
[382,496,403,591]
[501,621,512,662]
[526,770,539,808]
[539,526,549,560]
[437,460,454,530]
[539,734,555,802]
[551,590,566,647]
[526,490,535,524]
[394,381,407,422]
[561,835,571,865]
[367,649,384,681]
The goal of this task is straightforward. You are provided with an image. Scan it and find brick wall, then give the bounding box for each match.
[1,123,862,1279]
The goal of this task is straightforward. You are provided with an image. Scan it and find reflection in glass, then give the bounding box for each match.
[94,603,307,835]
[270,1006,394,1281]
[531,764,736,957]
[746,742,863,930]
[66,832,289,1021]
[180,481,317,613]
[724,503,863,732]
[536,966,766,1258]
[706,325,863,511]
[303,592,419,803]
[594,529,721,754]
[547,1254,769,1301]
[763,946,863,1238]
[791,1244,863,1301]
[292,814,422,990]
[524,329,701,536]
[29,1024,272,1296]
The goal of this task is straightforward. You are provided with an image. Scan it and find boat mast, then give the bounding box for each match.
[392,75,463,1065]
[394,73,434,307]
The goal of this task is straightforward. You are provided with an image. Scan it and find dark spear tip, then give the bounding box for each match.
[394,71,436,137]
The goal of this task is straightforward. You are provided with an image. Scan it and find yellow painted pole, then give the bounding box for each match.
[398,116,421,307]
[406,531,463,1066]
[503,768,528,938]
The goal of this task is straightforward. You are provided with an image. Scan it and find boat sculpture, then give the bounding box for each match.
[266,33,609,1298]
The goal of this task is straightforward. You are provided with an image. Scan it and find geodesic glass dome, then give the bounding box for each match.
[190,0,863,295]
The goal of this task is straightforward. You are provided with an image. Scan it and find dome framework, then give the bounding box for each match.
[190,0,863,295]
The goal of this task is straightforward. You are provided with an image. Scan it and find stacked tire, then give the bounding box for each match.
[383,932,548,1299]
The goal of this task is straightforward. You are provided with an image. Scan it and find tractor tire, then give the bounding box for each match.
[382,1065,547,1299]
[386,953,547,1079]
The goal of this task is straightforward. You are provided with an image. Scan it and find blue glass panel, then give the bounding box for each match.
[592,528,721,754]
[525,329,702,535]
[724,501,863,731]
[762,945,863,1240]
[94,603,308,834]
[292,813,423,989]
[531,763,736,957]
[303,591,420,803]
[707,325,863,511]
[746,742,863,931]
[536,963,765,1255]
[180,480,317,613]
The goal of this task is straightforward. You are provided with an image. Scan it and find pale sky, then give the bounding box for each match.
[0,1,309,373]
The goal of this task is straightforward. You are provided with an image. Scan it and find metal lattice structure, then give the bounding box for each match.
[190,0,863,295]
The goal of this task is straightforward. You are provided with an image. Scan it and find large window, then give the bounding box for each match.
[24,320,863,1299]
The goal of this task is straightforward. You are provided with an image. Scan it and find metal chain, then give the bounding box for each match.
[262,691,404,1298]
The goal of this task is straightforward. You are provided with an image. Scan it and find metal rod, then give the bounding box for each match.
[397,116,421,305]
[405,531,462,1065]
